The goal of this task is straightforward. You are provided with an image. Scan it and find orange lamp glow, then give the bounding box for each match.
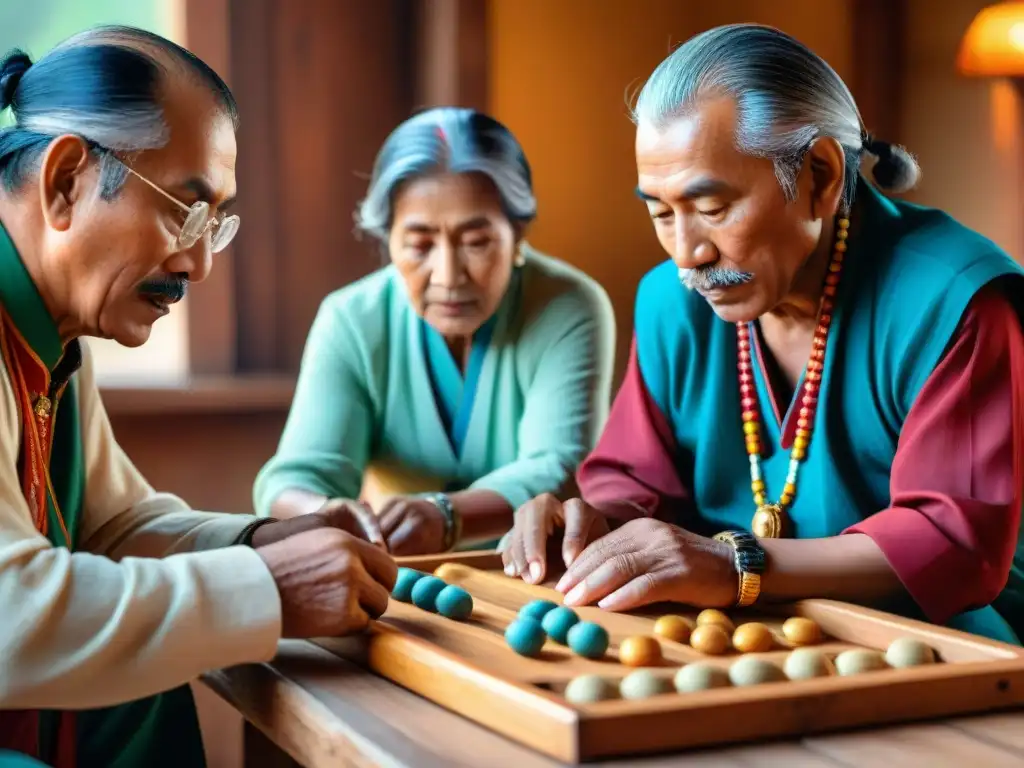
[958,2,1024,77]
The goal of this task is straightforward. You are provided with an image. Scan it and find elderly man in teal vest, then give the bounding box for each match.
[503,23,1024,645]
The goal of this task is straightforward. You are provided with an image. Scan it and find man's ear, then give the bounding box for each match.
[805,136,846,220]
[37,134,94,232]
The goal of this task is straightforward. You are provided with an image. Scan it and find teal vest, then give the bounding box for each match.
[634,180,1024,643]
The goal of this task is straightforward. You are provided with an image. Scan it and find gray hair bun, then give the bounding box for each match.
[862,133,920,194]
[0,50,31,111]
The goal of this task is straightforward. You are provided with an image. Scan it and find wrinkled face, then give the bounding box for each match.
[388,172,519,338]
[635,96,828,322]
[40,80,237,347]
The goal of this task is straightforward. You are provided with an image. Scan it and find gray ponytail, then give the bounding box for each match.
[632,23,920,208]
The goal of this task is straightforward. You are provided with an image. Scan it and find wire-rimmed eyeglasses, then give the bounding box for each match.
[121,164,240,254]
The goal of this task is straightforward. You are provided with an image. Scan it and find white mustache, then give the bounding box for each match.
[679,267,754,291]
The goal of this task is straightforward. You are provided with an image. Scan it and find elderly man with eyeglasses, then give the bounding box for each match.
[0,27,397,768]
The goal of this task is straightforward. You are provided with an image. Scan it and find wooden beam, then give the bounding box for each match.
[228,0,282,372]
[182,0,237,375]
[850,0,907,144]
[414,0,489,111]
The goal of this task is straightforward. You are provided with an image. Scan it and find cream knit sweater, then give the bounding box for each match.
[0,343,282,709]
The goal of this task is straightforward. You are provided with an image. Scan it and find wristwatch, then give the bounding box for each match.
[712,530,766,607]
[422,493,461,551]
[235,518,278,547]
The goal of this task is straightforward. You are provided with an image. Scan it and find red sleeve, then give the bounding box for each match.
[577,338,690,522]
[845,286,1024,624]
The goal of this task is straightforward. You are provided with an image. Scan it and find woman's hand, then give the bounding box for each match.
[500,494,611,584]
[377,496,449,555]
[555,518,738,611]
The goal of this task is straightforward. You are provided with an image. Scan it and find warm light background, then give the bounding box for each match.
[3,1,1018,385]
[1,1,1022,765]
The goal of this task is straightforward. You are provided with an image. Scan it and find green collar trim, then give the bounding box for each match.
[0,221,64,371]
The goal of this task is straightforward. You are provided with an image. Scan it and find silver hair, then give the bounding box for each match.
[23,103,167,196]
[356,107,537,241]
[0,25,237,197]
[631,24,920,207]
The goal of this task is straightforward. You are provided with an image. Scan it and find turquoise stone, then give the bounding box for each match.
[566,621,610,659]
[410,576,447,612]
[435,585,474,620]
[519,599,559,622]
[541,606,580,644]
[392,567,427,603]
[505,618,547,657]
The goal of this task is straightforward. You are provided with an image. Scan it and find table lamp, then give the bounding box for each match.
[958,1,1024,76]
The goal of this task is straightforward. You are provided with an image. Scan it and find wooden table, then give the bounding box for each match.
[204,639,1024,767]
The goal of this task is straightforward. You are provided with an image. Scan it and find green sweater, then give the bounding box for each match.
[254,247,616,518]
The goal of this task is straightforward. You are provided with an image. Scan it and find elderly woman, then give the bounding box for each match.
[255,107,615,555]
[503,24,1024,643]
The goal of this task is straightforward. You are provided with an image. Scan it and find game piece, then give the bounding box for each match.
[784,648,836,680]
[653,615,693,644]
[541,606,580,644]
[519,599,559,622]
[674,663,731,693]
[689,623,731,655]
[505,618,546,657]
[619,669,674,700]
[732,622,774,653]
[782,616,822,646]
[435,584,473,620]
[695,609,735,633]
[729,656,786,686]
[619,635,663,667]
[391,567,426,603]
[885,637,936,668]
[834,649,889,676]
[564,674,618,704]
[410,575,447,612]
[566,621,610,659]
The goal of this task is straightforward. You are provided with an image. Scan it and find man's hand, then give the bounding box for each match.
[377,496,448,556]
[257,528,398,638]
[555,518,737,611]
[251,498,385,549]
[501,494,611,584]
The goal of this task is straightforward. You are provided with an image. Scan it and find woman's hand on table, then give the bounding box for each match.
[501,494,611,585]
[555,518,738,611]
[377,496,448,555]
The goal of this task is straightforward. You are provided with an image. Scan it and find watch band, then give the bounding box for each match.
[712,530,766,607]
[235,518,278,547]
[422,493,461,551]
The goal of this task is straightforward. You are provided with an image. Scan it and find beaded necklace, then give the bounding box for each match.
[737,213,849,538]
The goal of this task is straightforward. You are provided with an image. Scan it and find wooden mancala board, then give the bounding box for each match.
[313,551,1024,763]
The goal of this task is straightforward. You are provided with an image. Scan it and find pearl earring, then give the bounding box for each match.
[514,243,526,268]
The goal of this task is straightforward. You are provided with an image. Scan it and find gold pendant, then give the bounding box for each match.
[751,503,786,538]
[33,395,51,418]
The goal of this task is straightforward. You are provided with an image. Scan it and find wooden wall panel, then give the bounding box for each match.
[228,0,282,372]
[851,0,908,144]
[183,0,238,375]
[230,0,414,373]
[413,0,489,110]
